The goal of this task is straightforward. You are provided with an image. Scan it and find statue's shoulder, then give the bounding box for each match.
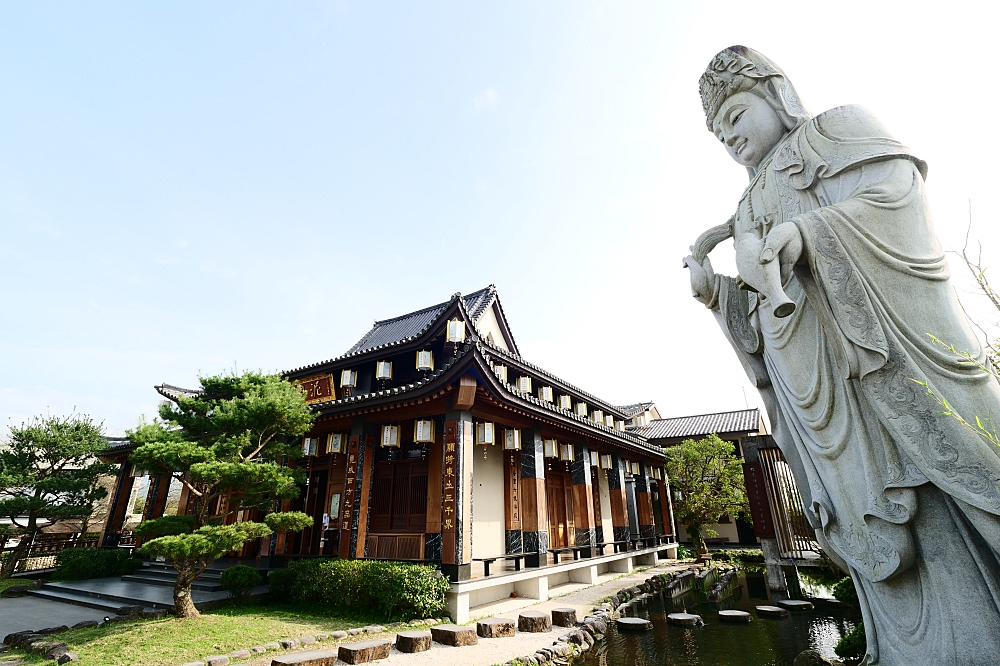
[775,105,926,187]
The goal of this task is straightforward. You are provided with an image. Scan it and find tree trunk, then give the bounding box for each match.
[0,531,32,579]
[172,560,200,618]
[688,524,708,557]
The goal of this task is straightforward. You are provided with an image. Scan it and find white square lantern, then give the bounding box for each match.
[544,439,559,458]
[495,365,508,383]
[340,369,357,388]
[615,420,626,432]
[381,425,400,448]
[630,461,641,475]
[416,351,434,371]
[476,422,496,445]
[446,319,466,343]
[302,437,318,456]
[503,428,522,450]
[589,450,599,467]
[414,419,436,443]
[591,409,604,424]
[559,443,575,462]
[517,376,532,393]
[559,395,573,410]
[604,415,615,428]
[599,453,613,469]
[376,361,393,380]
[575,402,588,417]
[327,433,344,454]
[652,467,663,480]
[539,386,554,402]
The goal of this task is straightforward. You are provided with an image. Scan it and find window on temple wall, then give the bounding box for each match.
[370,446,428,533]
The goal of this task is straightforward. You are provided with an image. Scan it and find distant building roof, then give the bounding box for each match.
[618,402,654,417]
[636,408,761,440]
[155,384,201,401]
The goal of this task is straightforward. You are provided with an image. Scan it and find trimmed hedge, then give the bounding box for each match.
[287,558,450,621]
[221,564,262,601]
[53,548,142,580]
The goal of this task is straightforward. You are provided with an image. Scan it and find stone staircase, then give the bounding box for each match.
[25,559,267,614]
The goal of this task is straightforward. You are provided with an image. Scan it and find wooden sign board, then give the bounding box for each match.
[298,374,336,404]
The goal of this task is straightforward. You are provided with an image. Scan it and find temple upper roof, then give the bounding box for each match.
[634,408,763,441]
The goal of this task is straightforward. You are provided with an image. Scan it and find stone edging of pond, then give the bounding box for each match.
[500,571,681,666]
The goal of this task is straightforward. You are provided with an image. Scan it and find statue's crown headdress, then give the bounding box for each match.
[699,47,780,130]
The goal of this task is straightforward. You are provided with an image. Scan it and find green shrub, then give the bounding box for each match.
[710,548,764,563]
[676,545,694,559]
[220,565,262,601]
[59,556,96,580]
[53,548,142,580]
[835,622,866,659]
[833,577,859,607]
[289,558,450,620]
[267,568,297,601]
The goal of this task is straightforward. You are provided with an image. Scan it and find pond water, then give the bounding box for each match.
[576,570,859,666]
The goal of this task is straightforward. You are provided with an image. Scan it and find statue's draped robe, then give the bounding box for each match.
[706,105,1000,665]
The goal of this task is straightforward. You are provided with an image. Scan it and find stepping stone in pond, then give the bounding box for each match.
[477,618,515,638]
[756,605,789,618]
[777,599,814,611]
[551,608,577,627]
[430,624,478,646]
[667,613,704,627]
[616,617,652,632]
[718,610,752,623]
[518,611,552,633]
[337,640,391,664]
[395,631,432,653]
[271,649,340,666]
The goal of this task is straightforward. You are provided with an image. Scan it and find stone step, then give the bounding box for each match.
[120,574,223,592]
[25,588,158,614]
[134,566,225,581]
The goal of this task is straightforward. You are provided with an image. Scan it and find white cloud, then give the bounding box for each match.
[471,87,500,113]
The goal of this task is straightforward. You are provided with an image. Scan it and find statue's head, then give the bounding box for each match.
[700,46,810,170]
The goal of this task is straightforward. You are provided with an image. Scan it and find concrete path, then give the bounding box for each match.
[0,596,109,639]
[244,561,690,666]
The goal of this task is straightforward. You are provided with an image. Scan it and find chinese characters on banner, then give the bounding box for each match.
[442,423,458,535]
[339,436,361,557]
[297,373,336,404]
[508,453,520,524]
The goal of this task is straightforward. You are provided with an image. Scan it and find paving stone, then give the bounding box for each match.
[57,654,79,664]
[666,613,703,628]
[422,619,439,626]
[329,631,348,640]
[551,608,577,627]
[430,624,478,646]
[263,642,281,650]
[756,605,789,618]
[279,639,300,649]
[517,611,551,633]
[394,631,432,653]
[250,647,267,654]
[299,636,316,645]
[719,610,752,623]
[337,640,391,664]
[314,633,329,641]
[477,617,515,638]
[205,656,230,666]
[179,662,205,666]
[363,625,386,633]
[230,649,251,658]
[269,649,340,666]
[776,599,814,611]
[347,628,364,636]
[70,621,99,630]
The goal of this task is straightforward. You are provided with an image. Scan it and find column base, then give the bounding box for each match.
[441,563,472,582]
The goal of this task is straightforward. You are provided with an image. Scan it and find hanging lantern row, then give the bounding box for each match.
[575,402,588,417]
[503,428,521,450]
[476,422,495,445]
[516,376,532,393]
[376,360,393,380]
[599,453,613,469]
[341,369,357,388]
[559,443,575,462]
[589,450,599,467]
[381,425,400,448]
[538,386,554,402]
[327,433,345,454]
[414,419,435,443]
[543,439,558,458]
[417,350,434,371]
[559,395,573,410]
[302,437,319,456]
[495,365,508,383]
[591,409,604,424]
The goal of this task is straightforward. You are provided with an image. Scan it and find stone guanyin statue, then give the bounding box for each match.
[684,46,1000,665]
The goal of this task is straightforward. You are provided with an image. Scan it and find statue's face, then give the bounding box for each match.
[712,91,786,168]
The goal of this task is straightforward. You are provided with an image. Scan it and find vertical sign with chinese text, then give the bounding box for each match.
[338,436,361,558]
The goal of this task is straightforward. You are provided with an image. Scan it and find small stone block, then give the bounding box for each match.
[116,605,143,617]
[43,643,69,660]
[430,624,478,646]
[477,618,515,638]
[264,643,281,650]
[337,640,391,664]
[517,611,551,633]
[395,631,432,653]
[315,633,329,641]
[329,631,348,640]
[551,608,577,627]
[423,619,439,626]
[142,609,169,620]
[230,649,251,658]
[279,639,300,649]
[719,610,752,623]
[269,649,340,666]
[179,662,205,666]
[300,636,316,645]
[205,656,230,666]
[756,605,789,618]
[57,654,79,664]
[363,625,386,633]
[70,621,99,630]
[776,599,814,611]
[666,613,703,627]
[347,628,364,636]
[250,647,267,654]
[617,617,653,632]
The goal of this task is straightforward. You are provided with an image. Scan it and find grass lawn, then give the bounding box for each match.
[7,604,415,666]
[0,577,38,594]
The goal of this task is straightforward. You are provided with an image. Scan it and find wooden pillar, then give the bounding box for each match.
[635,462,656,541]
[657,472,676,538]
[607,453,631,545]
[570,441,596,557]
[134,473,171,548]
[339,431,363,559]
[591,469,604,545]
[441,413,473,582]
[520,424,548,567]
[425,429,443,561]
[354,434,374,559]
[101,461,135,547]
[503,450,522,553]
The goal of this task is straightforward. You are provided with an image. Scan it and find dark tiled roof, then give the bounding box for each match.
[155,384,201,401]
[618,402,654,417]
[105,436,132,450]
[636,408,761,440]
[346,286,495,356]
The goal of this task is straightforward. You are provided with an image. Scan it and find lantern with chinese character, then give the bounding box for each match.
[575,402,588,417]
[340,369,357,388]
[476,422,496,445]
[544,439,559,458]
[604,415,615,427]
[589,450,599,467]
[538,386,554,402]
[559,443,575,462]
[446,319,466,343]
[517,376,532,393]
[559,394,573,410]
[591,409,604,424]
[302,437,318,456]
[375,361,393,380]
[414,419,435,443]
[495,365,508,383]
[503,428,522,450]
[416,350,434,371]
[327,433,344,454]
[599,453,613,469]
[381,425,400,448]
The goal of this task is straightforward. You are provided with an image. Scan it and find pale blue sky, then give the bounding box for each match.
[2,1,998,435]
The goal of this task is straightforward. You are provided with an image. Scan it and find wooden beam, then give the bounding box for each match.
[453,374,477,411]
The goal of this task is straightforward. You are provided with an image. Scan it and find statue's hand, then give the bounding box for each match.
[759,223,803,284]
[683,253,717,306]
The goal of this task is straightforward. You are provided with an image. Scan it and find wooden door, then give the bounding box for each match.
[546,474,568,549]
